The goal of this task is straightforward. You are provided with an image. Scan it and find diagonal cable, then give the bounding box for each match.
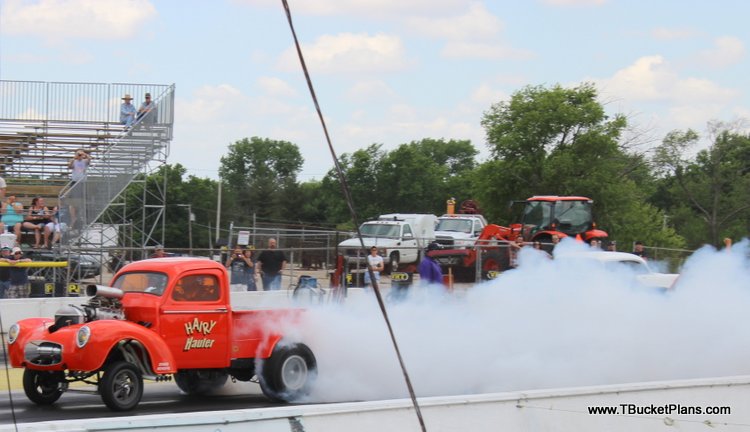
[280,2,427,431]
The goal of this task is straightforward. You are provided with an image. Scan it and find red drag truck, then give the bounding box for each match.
[6,257,317,411]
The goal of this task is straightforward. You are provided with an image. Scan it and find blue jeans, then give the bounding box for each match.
[262,273,282,291]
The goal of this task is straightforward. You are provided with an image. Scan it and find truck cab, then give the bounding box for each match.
[338,213,437,272]
[6,258,316,411]
[434,214,488,249]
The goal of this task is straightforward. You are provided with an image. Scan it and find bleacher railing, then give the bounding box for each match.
[0,80,174,124]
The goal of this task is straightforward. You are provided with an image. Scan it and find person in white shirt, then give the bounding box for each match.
[364,246,384,287]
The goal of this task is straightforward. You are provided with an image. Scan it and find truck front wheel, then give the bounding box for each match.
[23,369,64,405]
[259,343,317,402]
[99,361,143,411]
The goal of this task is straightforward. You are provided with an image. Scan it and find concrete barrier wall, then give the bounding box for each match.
[2,375,749,431]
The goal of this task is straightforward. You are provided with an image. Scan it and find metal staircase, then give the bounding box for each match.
[0,80,175,265]
[59,88,174,243]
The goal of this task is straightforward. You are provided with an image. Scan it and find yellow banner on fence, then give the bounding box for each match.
[0,261,68,268]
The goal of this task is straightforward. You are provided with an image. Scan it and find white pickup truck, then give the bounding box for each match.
[434,214,488,249]
[338,213,437,272]
[554,251,680,291]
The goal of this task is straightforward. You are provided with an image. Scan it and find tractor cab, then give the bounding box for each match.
[510,196,607,243]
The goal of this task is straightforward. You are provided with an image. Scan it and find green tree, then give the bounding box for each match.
[653,122,750,247]
[219,137,304,223]
[112,164,218,251]
[318,139,479,226]
[478,83,684,249]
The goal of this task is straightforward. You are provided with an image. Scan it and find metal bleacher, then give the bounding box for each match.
[0,80,175,252]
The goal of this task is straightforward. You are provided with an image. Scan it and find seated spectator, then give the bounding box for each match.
[23,197,51,248]
[6,246,31,298]
[1,196,25,244]
[43,206,66,248]
[120,94,136,127]
[137,92,157,125]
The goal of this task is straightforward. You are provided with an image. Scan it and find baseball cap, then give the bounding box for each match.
[12,247,22,254]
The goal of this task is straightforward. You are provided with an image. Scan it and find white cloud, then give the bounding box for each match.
[1,0,157,41]
[256,77,298,98]
[694,36,745,69]
[406,3,502,41]
[469,83,508,107]
[277,33,411,74]
[345,80,398,103]
[651,27,699,41]
[598,55,736,104]
[235,0,468,18]
[442,42,534,60]
[593,55,741,141]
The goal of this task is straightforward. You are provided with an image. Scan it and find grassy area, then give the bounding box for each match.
[0,368,24,391]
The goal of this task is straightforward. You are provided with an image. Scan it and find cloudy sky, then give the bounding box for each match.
[1,0,747,180]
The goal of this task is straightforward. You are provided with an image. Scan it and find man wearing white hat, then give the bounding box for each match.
[6,246,31,298]
[120,94,136,127]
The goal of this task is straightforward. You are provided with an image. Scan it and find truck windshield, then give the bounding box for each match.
[436,219,473,233]
[112,272,169,296]
[359,223,401,238]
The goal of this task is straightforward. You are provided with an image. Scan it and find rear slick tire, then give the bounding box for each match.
[259,344,317,402]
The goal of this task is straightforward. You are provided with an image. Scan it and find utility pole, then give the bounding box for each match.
[215,182,222,244]
[178,204,194,255]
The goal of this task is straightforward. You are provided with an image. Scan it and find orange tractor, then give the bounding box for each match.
[429,196,608,281]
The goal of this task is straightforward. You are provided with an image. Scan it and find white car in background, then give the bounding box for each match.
[554,251,680,291]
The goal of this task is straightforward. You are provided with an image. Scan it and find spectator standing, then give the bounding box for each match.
[69,148,91,183]
[418,242,444,286]
[0,246,11,298]
[120,94,136,127]
[68,149,91,230]
[632,241,648,259]
[606,241,617,252]
[6,246,31,298]
[150,245,167,258]
[137,93,157,125]
[363,246,384,288]
[23,197,51,248]
[225,245,256,291]
[256,238,286,291]
[243,248,257,291]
